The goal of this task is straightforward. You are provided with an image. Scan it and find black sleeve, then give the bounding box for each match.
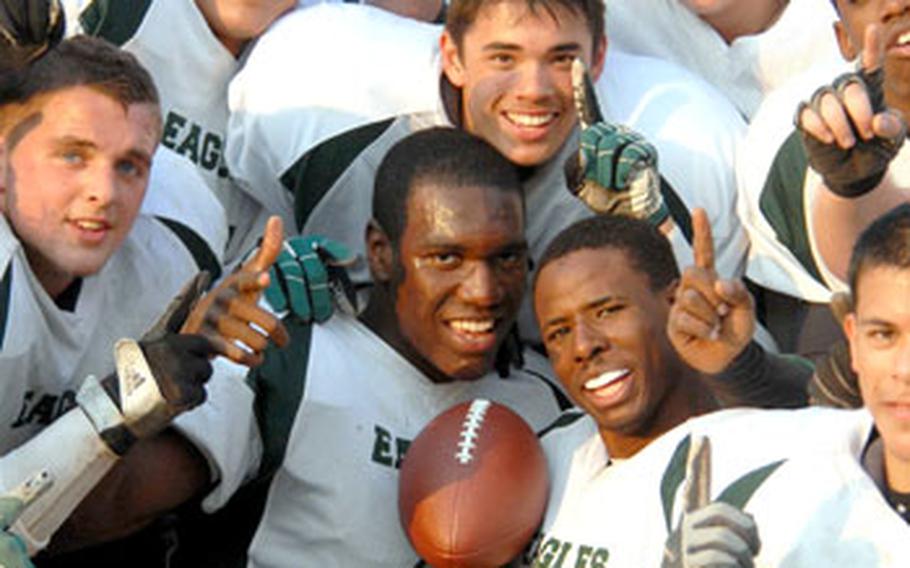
[703,341,811,409]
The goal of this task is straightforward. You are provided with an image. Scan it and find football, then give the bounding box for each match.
[398,399,549,567]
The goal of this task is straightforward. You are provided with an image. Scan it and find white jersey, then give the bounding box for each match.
[247,314,564,567]
[0,171,255,513]
[534,406,910,567]
[606,0,844,119]
[225,2,443,229]
[735,65,867,305]
[226,11,746,342]
[68,0,276,263]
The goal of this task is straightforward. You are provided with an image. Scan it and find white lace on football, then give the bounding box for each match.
[455,399,491,465]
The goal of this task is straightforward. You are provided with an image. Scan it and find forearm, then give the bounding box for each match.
[705,342,810,409]
[48,429,209,554]
[811,175,909,282]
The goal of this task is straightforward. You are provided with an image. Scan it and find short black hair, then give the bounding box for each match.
[534,214,680,293]
[848,204,910,304]
[372,126,524,245]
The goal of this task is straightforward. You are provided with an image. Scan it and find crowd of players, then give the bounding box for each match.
[1,0,909,566]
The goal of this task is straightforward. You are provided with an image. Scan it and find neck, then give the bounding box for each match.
[885,447,910,493]
[24,246,75,299]
[600,367,718,459]
[699,0,787,44]
[359,294,452,384]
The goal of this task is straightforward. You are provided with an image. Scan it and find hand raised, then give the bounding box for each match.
[668,209,754,374]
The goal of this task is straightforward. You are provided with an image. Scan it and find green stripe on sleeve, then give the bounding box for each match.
[758,131,824,283]
[79,0,153,46]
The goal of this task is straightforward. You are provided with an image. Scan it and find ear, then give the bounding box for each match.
[843,312,859,374]
[589,35,608,81]
[366,219,394,283]
[441,30,466,88]
[663,279,679,307]
[0,138,9,211]
[834,20,858,61]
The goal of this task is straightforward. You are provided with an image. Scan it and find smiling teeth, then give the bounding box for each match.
[898,32,910,46]
[450,319,495,333]
[584,369,629,391]
[506,112,555,127]
[75,220,105,230]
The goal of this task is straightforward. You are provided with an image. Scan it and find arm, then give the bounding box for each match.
[668,210,809,408]
[3,219,288,555]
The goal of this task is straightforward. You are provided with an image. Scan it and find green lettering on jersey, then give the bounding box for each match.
[372,425,394,466]
[533,537,608,568]
[161,111,229,178]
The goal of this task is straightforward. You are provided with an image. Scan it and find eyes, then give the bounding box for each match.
[424,249,527,271]
[544,303,625,346]
[485,51,580,70]
[56,148,148,182]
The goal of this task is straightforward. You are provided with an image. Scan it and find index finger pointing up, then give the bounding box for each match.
[244,216,284,274]
[692,208,715,272]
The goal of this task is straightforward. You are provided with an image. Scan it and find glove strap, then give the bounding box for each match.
[114,338,172,439]
[76,375,135,456]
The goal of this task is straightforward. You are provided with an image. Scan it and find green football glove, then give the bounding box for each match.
[565,58,669,226]
[0,470,53,568]
[264,235,358,323]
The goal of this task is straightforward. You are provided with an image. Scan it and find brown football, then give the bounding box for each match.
[398,399,549,567]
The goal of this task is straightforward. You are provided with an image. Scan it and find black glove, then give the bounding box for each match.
[0,0,64,68]
[798,67,906,198]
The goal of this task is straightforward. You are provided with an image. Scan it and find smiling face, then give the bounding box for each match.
[441,0,606,167]
[833,0,910,112]
[389,181,528,382]
[0,86,159,298]
[846,265,910,488]
[535,246,680,442]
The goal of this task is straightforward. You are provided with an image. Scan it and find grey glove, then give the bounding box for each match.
[80,274,217,455]
[662,437,760,568]
[663,501,761,568]
[798,67,906,198]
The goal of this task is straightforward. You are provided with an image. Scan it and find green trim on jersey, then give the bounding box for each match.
[661,434,785,531]
[155,216,223,284]
[538,409,585,438]
[661,176,693,244]
[247,315,314,478]
[661,434,691,531]
[280,118,396,232]
[79,0,152,45]
[717,459,785,509]
[0,263,11,350]
[758,130,823,283]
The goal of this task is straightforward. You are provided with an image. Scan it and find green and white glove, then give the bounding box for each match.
[564,58,669,226]
[265,235,358,323]
[0,471,52,568]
